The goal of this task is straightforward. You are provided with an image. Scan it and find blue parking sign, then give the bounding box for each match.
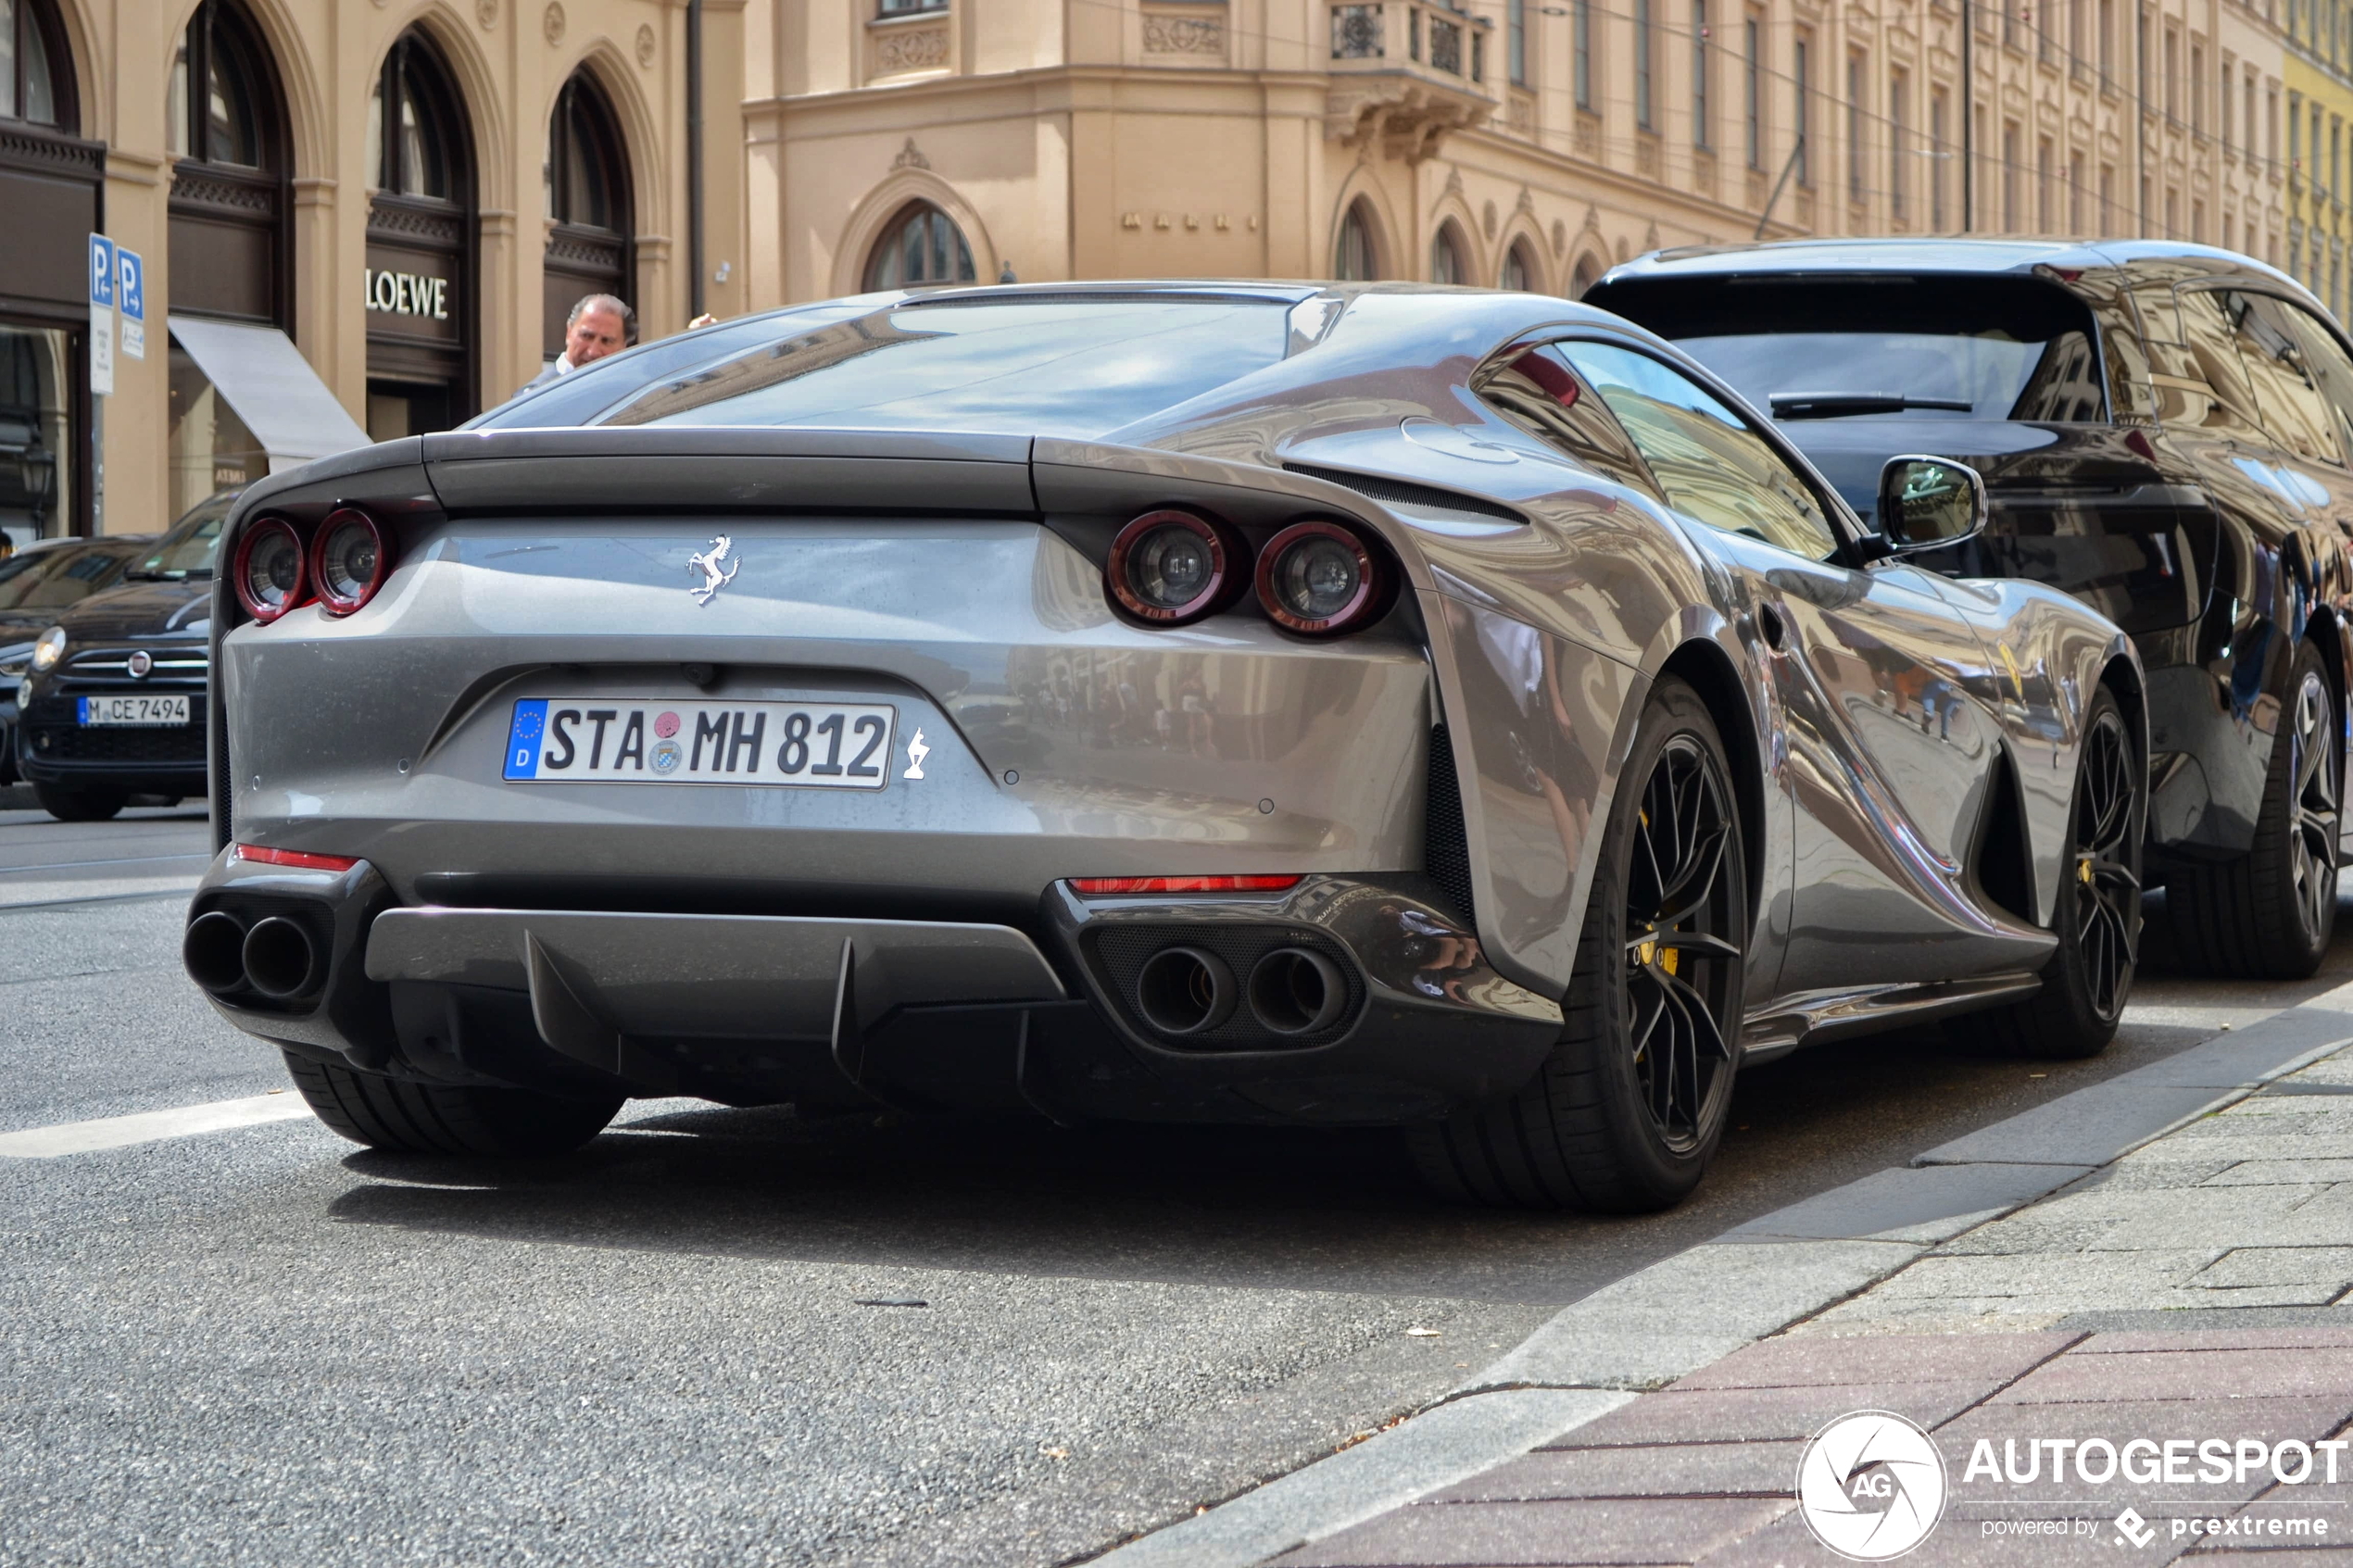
[88,234,114,308]
[118,249,144,321]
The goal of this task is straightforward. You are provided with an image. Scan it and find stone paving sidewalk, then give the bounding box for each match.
[1265,1045,2353,1566]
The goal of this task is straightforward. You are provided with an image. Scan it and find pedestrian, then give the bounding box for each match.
[521,294,635,395]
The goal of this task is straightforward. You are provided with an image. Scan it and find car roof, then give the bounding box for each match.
[1598,236,2306,294]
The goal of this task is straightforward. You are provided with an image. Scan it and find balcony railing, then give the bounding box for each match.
[1330,0,1494,87]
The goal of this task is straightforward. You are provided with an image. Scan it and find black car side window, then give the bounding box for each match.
[2164,288,2266,437]
[1555,340,1843,561]
[2222,291,2343,466]
[2275,300,2353,465]
[1474,345,1661,498]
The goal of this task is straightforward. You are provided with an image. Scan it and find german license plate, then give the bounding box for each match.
[501,699,895,789]
[78,694,191,726]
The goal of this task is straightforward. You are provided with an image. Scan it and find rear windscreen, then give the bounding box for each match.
[481,299,1293,437]
[1592,275,2107,423]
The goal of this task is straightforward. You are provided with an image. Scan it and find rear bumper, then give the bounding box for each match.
[186,856,1561,1125]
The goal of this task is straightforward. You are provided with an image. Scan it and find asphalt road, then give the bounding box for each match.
[0,793,2341,1566]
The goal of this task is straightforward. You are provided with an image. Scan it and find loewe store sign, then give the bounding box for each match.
[365,268,452,320]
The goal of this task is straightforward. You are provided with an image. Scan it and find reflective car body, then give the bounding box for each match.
[188,284,2136,1146]
[1590,241,2353,970]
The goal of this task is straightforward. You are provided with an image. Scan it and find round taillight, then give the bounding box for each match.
[1255,521,1385,635]
[311,508,391,615]
[1106,510,1237,624]
[233,518,308,623]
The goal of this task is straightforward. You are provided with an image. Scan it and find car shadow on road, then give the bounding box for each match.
[323,1003,2235,1306]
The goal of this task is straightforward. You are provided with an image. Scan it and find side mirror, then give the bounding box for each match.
[1875,455,1987,554]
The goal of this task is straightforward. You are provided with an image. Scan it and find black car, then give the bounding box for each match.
[1590,240,2353,979]
[0,534,157,784]
[15,493,233,820]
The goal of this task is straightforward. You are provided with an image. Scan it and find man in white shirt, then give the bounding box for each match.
[522,295,633,394]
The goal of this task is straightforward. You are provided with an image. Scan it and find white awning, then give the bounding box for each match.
[167,315,371,473]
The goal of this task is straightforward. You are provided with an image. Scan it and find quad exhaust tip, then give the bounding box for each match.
[183,909,325,1001]
[1248,947,1345,1035]
[242,917,324,1000]
[1134,947,1238,1035]
[1131,943,1350,1040]
[182,910,249,995]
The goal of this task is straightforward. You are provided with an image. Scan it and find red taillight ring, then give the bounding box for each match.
[1254,520,1385,636]
[310,508,392,616]
[1105,509,1238,625]
[231,517,308,623]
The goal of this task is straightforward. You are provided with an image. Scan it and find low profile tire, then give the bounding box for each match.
[1983,686,2143,1060]
[281,1050,623,1157]
[1408,677,1748,1212]
[35,784,126,822]
[2167,641,2339,979]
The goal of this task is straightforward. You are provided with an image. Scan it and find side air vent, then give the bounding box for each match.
[1425,725,1477,922]
[1285,463,1528,525]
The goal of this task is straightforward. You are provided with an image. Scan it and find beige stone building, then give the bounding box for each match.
[0,0,747,545]
[737,0,2287,313]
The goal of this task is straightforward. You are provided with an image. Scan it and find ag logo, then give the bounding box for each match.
[1795,1410,1947,1561]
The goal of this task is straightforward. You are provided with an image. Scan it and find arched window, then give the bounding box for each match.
[370,32,463,200]
[0,0,70,128]
[365,29,475,438]
[1430,224,1468,284]
[166,0,290,519]
[1333,200,1379,281]
[544,70,633,358]
[1570,252,1604,298]
[864,203,975,288]
[1500,241,1538,293]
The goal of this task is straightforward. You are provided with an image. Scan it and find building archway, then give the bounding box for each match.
[1499,236,1541,292]
[543,66,633,358]
[1333,197,1383,281]
[0,0,94,546]
[365,24,476,438]
[863,200,975,288]
[1430,220,1471,284]
[1569,250,1605,298]
[165,0,291,518]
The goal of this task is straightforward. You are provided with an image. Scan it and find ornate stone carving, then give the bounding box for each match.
[1480,198,1497,238]
[873,22,950,75]
[1573,112,1600,157]
[0,125,106,179]
[368,199,466,247]
[893,136,930,170]
[546,226,625,269]
[170,168,279,217]
[636,23,656,66]
[543,2,564,44]
[1550,217,1567,257]
[476,0,497,28]
[1143,11,1226,54]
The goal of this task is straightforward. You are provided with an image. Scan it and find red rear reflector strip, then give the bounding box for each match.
[233,844,360,872]
[1067,874,1302,896]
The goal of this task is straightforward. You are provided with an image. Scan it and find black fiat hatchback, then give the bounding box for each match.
[1590,240,2353,979]
[14,491,233,821]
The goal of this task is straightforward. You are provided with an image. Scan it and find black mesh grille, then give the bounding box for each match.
[1086,923,1365,1050]
[32,724,208,764]
[1284,463,1528,524]
[1425,725,1476,922]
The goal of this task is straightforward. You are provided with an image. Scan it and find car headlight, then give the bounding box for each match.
[30,627,66,674]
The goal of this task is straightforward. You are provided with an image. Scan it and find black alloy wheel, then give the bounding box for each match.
[1623,733,1745,1151]
[1409,677,1748,1211]
[2165,641,2339,979]
[2282,665,2342,947]
[1986,684,2143,1058]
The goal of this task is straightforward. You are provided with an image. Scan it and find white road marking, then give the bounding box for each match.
[0,1093,314,1159]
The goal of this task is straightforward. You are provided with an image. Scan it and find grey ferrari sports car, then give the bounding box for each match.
[184,282,2145,1211]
